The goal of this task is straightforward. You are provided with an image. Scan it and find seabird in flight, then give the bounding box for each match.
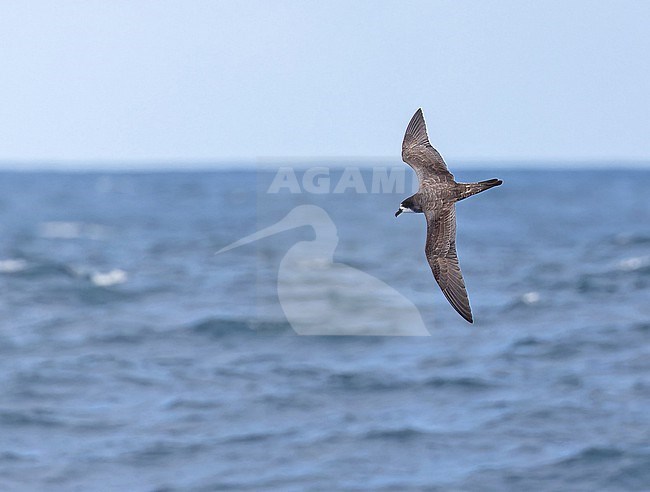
[395,108,502,323]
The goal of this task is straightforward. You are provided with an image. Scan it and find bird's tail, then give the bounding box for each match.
[456,178,503,201]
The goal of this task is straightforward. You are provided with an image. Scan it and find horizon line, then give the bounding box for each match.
[0,157,649,172]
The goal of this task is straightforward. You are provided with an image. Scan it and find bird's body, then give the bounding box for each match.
[395,109,502,323]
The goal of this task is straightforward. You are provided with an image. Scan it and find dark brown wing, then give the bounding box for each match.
[425,205,473,323]
[402,108,454,185]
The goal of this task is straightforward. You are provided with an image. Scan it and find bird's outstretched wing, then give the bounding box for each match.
[402,108,454,184]
[425,205,473,323]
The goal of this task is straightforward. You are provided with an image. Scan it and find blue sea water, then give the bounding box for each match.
[0,168,649,491]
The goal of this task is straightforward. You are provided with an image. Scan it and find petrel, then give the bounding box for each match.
[395,108,502,323]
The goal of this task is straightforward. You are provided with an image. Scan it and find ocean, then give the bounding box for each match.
[0,168,648,491]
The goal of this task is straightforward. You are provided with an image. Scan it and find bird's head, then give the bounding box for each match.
[395,197,422,217]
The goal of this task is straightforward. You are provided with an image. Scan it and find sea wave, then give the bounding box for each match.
[189,317,292,337]
[0,409,63,428]
[362,426,430,441]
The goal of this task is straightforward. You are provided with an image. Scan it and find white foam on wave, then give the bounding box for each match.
[91,269,128,287]
[618,256,650,272]
[0,259,28,273]
[521,291,541,304]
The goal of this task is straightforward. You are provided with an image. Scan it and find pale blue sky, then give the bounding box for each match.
[1,1,649,167]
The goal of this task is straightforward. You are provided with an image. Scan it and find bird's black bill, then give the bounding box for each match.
[395,209,402,217]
